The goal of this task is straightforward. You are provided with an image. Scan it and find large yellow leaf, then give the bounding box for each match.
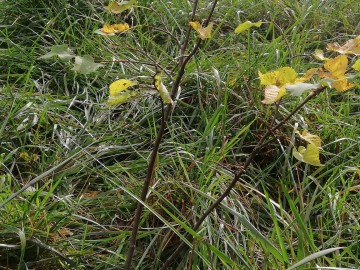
[327,36,360,55]
[293,144,323,166]
[259,67,297,86]
[154,74,173,105]
[234,21,262,34]
[189,21,214,40]
[259,66,320,104]
[109,79,137,96]
[321,55,355,92]
[324,55,348,79]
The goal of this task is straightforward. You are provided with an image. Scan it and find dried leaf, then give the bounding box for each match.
[327,36,360,55]
[286,83,319,96]
[261,85,286,104]
[189,21,214,40]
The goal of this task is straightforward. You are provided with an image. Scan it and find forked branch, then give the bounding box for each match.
[124,1,218,268]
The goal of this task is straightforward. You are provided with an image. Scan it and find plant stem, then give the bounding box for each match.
[159,86,326,269]
[123,1,220,268]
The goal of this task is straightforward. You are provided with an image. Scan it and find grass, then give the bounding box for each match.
[1,0,360,269]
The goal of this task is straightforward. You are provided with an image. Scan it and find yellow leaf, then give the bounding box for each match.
[259,67,297,86]
[154,74,173,104]
[234,21,262,34]
[352,58,360,71]
[332,79,356,92]
[108,91,137,105]
[102,23,115,34]
[109,79,137,96]
[114,23,130,32]
[297,68,318,82]
[324,55,348,79]
[296,130,322,148]
[293,144,323,166]
[321,55,355,92]
[327,36,360,55]
[97,23,130,35]
[261,85,286,104]
[189,21,213,40]
[106,0,135,14]
[313,49,327,61]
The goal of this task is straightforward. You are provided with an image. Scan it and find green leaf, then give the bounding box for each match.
[71,55,104,74]
[234,21,262,34]
[39,45,74,61]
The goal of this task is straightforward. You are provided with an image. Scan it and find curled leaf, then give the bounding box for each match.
[39,45,74,61]
[154,74,173,105]
[286,83,319,96]
[261,85,286,104]
[296,130,322,148]
[110,79,137,96]
[234,21,262,34]
[297,68,318,82]
[108,91,137,105]
[189,21,213,40]
[71,55,104,74]
[327,36,360,55]
[106,0,135,14]
[293,144,323,166]
[95,23,130,35]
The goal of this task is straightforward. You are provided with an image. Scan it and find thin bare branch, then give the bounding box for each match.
[159,86,326,269]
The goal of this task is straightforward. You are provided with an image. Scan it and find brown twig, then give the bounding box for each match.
[123,0,220,268]
[159,86,326,269]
